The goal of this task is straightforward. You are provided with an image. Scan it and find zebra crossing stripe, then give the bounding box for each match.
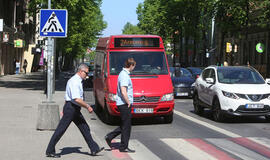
[230,137,270,159]
[248,137,270,149]
[161,138,218,160]
[186,138,235,160]
[128,139,161,160]
[206,138,269,160]
[109,139,160,160]
[174,110,241,138]
[110,139,132,160]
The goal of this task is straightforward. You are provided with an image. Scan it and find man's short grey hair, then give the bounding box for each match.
[77,63,89,72]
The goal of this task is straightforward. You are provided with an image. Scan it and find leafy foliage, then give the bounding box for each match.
[27,0,106,68]
[122,22,144,35]
[135,0,270,66]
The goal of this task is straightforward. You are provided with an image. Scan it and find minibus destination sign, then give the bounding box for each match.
[114,38,160,48]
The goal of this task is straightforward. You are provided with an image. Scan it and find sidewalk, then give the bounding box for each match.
[0,72,110,160]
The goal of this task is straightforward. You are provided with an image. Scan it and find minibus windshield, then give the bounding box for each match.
[109,52,168,75]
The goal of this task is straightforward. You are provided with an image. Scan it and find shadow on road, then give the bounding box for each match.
[0,71,69,91]
[190,109,269,123]
[59,147,91,156]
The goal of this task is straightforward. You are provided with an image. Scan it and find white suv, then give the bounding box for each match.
[193,65,270,122]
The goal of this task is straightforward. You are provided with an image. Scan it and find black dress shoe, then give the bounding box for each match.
[105,136,112,148]
[119,148,135,153]
[46,152,61,158]
[91,147,104,156]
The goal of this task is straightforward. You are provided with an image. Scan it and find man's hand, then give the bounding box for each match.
[128,103,131,108]
[87,104,93,113]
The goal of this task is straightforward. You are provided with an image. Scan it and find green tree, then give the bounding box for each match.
[122,22,144,34]
[28,0,107,69]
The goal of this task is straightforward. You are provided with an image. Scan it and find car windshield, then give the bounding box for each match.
[217,67,265,84]
[188,67,202,74]
[170,67,193,78]
[109,51,168,75]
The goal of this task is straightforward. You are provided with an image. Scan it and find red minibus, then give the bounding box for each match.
[93,35,174,124]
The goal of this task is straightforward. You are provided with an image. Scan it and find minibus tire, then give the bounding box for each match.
[94,95,102,113]
[104,104,117,125]
[164,113,173,123]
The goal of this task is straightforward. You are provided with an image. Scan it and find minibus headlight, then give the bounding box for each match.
[161,93,174,101]
[108,93,117,102]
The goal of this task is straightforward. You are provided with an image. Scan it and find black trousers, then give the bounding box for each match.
[106,104,132,150]
[46,101,99,153]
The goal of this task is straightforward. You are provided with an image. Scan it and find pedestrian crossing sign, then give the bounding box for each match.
[39,9,68,37]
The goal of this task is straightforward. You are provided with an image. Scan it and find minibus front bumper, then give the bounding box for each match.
[106,101,175,118]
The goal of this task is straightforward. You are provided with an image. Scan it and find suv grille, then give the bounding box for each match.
[236,93,269,102]
[133,96,160,103]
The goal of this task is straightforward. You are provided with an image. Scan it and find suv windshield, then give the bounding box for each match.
[217,67,265,84]
[109,51,168,75]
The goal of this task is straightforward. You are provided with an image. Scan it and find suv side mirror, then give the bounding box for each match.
[266,78,270,85]
[206,78,214,84]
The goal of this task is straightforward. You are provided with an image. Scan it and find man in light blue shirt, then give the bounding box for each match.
[105,58,136,153]
[46,64,104,158]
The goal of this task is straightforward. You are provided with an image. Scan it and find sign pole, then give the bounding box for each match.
[47,0,53,102]
[36,0,59,130]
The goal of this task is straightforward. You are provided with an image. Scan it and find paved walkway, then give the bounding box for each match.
[0,72,110,160]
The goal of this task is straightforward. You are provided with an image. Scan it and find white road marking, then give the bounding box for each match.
[206,138,269,160]
[112,139,160,160]
[161,138,217,160]
[128,139,161,160]
[248,137,270,148]
[174,110,241,138]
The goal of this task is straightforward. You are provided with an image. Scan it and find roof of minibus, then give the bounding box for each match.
[96,35,164,50]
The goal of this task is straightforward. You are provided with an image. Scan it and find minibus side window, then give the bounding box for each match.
[104,55,107,77]
[95,52,103,77]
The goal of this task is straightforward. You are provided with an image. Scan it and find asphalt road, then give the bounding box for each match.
[1,71,270,160]
[84,90,270,160]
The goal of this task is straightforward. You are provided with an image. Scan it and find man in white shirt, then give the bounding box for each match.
[46,64,104,158]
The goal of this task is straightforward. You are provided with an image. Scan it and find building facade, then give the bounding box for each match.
[0,0,35,75]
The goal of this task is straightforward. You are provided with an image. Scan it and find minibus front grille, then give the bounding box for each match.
[133,96,160,103]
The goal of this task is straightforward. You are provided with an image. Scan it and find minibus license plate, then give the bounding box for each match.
[134,108,153,113]
[245,104,264,109]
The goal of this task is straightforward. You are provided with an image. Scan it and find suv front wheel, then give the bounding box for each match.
[193,93,203,115]
[212,98,225,122]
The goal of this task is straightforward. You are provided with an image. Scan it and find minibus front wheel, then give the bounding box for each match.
[104,103,118,125]
[164,113,173,124]
[94,95,102,113]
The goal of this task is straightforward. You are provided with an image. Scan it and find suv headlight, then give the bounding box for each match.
[161,93,174,101]
[108,93,117,102]
[222,91,239,99]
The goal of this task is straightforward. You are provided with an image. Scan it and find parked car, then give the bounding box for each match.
[187,67,202,79]
[170,67,195,98]
[193,65,270,122]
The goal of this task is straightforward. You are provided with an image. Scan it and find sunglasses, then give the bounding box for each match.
[82,70,89,75]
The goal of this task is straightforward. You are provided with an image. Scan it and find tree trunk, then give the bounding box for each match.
[219,32,225,65]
